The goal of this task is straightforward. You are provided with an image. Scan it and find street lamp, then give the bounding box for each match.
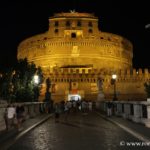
[111,74,117,101]
[33,75,40,102]
[33,75,39,84]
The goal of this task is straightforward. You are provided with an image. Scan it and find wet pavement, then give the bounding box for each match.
[7,112,150,150]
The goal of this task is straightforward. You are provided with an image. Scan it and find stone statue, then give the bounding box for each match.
[44,77,53,113]
[97,77,103,92]
[97,77,105,104]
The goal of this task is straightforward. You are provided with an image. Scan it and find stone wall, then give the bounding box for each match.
[18,12,133,71]
[38,68,150,102]
[99,100,150,128]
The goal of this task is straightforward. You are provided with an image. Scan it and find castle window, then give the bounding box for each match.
[100,37,104,39]
[88,21,93,27]
[54,29,59,33]
[54,21,59,27]
[88,29,93,33]
[71,32,76,38]
[66,21,70,27]
[77,21,81,27]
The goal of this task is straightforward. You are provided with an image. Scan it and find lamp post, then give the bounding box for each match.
[33,75,39,101]
[111,74,117,101]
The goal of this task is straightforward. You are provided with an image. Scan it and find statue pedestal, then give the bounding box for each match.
[96,91,105,109]
[97,91,105,101]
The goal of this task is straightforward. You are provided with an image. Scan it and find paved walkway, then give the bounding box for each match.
[97,111,150,142]
[0,111,150,149]
[0,113,53,150]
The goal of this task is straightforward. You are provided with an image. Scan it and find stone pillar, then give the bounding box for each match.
[123,103,130,119]
[116,103,122,116]
[99,101,106,112]
[34,103,40,115]
[24,105,30,119]
[28,104,36,118]
[143,104,150,128]
[132,104,142,123]
[147,105,150,119]
[96,78,105,109]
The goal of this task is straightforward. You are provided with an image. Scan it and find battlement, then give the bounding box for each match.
[43,68,150,78]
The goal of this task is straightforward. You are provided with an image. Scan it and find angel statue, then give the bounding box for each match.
[97,77,103,92]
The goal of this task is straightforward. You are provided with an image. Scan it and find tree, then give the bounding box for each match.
[0,68,14,101]
[144,82,150,98]
[0,58,43,102]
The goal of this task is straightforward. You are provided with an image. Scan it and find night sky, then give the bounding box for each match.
[0,0,149,70]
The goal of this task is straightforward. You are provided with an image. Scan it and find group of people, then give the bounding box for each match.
[4,103,25,131]
[54,100,94,122]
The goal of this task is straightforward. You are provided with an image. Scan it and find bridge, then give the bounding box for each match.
[0,102,150,150]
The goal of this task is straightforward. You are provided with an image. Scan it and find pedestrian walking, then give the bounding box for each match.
[6,103,16,130]
[54,103,60,122]
[88,101,93,112]
[107,101,112,117]
[64,102,69,121]
[4,105,8,130]
[16,104,25,131]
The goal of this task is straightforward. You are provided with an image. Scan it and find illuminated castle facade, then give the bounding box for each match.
[17,12,149,102]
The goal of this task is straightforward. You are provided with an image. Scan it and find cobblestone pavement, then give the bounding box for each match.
[7,112,150,150]
[0,114,52,150]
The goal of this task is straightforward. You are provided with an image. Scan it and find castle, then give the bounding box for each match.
[17,11,149,102]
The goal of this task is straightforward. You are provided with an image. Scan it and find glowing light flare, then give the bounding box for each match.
[145,24,150,29]
[112,74,117,79]
[34,75,39,84]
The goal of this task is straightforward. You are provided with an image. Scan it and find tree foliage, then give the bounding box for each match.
[144,82,150,98]
[0,58,43,102]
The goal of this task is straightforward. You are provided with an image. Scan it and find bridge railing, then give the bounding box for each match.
[0,102,50,132]
[99,100,150,128]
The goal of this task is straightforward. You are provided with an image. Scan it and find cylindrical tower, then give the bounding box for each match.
[18,12,133,72]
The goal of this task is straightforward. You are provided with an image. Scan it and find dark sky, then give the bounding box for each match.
[0,0,149,70]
